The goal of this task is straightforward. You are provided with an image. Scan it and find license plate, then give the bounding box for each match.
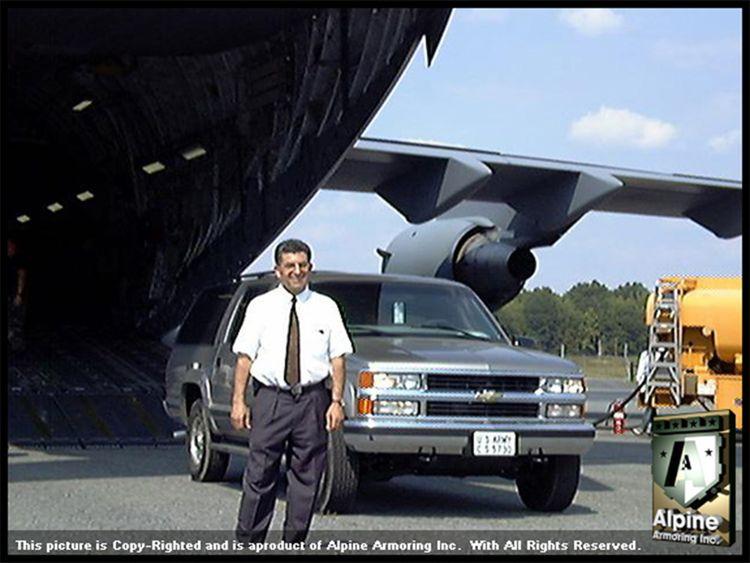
[473,431,516,456]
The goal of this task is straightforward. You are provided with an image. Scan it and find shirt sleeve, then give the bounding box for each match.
[232,298,263,359]
[328,300,354,359]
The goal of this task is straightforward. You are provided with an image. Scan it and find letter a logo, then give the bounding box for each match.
[653,433,722,507]
[681,455,691,471]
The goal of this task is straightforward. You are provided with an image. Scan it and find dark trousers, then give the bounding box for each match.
[236,382,328,543]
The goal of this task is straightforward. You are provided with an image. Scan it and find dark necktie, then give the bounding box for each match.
[285,295,300,386]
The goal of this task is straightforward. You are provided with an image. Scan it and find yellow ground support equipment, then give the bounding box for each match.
[639,277,742,429]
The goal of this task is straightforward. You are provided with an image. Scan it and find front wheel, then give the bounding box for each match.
[187,400,229,482]
[516,455,580,511]
[316,429,359,514]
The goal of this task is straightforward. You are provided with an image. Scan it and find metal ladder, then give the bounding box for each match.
[643,280,682,407]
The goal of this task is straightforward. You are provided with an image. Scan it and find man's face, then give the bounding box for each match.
[275,251,312,295]
[7,240,16,257]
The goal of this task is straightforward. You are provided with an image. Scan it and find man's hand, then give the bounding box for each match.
[326,402,344,432]
[327,355,346,432]
[13,294,22,307]
[231,401,251,430]
[231,355,252,430]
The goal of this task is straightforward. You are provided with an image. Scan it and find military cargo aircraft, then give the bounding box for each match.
[5,8,740,447]
[326,137,741,308]
[6,7,740,334]
[6,8,451,333]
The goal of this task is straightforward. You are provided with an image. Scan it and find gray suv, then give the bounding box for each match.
[163,272,594,513]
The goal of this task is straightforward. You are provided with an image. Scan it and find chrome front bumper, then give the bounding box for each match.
[343,418,595,456]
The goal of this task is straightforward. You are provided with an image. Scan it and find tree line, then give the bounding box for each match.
[495,281,651,356]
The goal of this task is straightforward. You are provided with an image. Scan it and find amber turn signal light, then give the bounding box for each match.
[358,398,373,415]
[358,371,374,388]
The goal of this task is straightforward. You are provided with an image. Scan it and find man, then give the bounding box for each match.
[7,237,28,352]
[230,238,353,543]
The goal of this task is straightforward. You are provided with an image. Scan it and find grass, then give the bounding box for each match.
[565,354,635,380]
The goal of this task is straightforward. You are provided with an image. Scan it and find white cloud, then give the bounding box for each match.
[708,129,742,152]
[459,8,510,24]
[559,9,623,36]
[653,38,741,69]
[569,106,677,149]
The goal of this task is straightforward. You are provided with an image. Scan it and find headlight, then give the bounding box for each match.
[543,378,564,393]
[563,378,585,393]
[541,377,585,394]
[372,400,419,416]
[359,371,423,390]
[546,404,584,418]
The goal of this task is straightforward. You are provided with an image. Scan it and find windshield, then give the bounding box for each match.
[312,280,509,342]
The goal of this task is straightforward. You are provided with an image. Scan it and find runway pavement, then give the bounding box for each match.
[7,379,744,556]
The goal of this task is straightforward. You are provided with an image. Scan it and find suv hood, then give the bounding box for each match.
[351,335,580,375]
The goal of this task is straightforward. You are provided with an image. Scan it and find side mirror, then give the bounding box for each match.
[514,336,536,349]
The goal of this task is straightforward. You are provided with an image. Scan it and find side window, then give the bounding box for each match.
[226,284,271,344]
[177,287,235,345]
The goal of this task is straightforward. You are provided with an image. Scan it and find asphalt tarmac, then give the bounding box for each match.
[7,380,744,556]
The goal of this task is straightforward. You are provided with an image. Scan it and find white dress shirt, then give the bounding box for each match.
[232,285,354,387]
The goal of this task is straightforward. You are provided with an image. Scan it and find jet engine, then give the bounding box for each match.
[380,218,536,309]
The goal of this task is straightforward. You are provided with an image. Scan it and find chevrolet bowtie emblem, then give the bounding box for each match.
[475,390,503,402]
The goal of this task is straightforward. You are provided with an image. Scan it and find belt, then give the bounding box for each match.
[253,380,326,399]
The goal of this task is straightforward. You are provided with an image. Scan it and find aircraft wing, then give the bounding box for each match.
[325,137,742,247]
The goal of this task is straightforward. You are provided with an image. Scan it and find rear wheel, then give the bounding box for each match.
[516,455,580,511]
[187,400,229,482]
[316,429,359,514]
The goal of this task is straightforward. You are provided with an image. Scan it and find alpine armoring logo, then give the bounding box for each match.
[651,411,735,547]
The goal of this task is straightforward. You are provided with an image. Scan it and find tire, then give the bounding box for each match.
[316,429,359,514]
[187,400,229,482]
[516,455,580,511]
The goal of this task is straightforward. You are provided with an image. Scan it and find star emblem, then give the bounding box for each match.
[660,451,667,458]
[705,449,712,457]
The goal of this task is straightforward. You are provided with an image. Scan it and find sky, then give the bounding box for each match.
[246,8,743,294]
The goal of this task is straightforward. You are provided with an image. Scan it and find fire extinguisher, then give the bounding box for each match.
[611,400,626,434]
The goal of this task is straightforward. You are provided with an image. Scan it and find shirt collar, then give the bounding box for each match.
[276,284,312,303]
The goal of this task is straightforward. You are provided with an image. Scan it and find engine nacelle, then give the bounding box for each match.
[380,218,537,309]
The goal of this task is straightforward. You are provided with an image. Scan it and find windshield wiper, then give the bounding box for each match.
[348,325,391,335]
[414,323,491,340]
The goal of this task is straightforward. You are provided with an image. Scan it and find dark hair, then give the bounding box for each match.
[274,239,312,265]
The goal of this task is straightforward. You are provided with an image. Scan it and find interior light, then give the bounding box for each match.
[142,161,166,174]
[73,100,93,112]
[76,191,95,201]
[16,215,31,223]
[47,203,63,213]
[180,145,207,160]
